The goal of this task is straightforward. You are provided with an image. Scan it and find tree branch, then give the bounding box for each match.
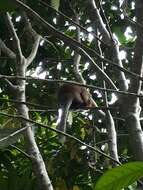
[10,144,32,159]
[4,9,53,190]
[0,126,27,148]
[122,0,143,161]
[21,12,41,67]
[73,13,85,84]
[0,111,121,165]
[14,0,142,88]
[40,0,108,47]
[1,74,143,97]
[88,0,128,91]
[0,39,16,59]
[3,78,18,92]
[88,0,111,45]
[26,34,41,67]
[78,48,117,89]
[4,12,23,60]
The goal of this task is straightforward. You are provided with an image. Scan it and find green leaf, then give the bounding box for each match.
[0,0,17,11]
[113,26,126,44]
[94,162,143,190]
[68,112,73,125]
[51,0,60,11]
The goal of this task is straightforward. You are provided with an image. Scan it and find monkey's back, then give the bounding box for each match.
[58,84,92,109]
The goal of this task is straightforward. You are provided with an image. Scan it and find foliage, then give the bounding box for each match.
[0,0,143,190]
[0,0,17,11]
[95,162,143,190]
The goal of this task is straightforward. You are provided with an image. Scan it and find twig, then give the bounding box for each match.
[0,126,27,144]
[14,0,143,85]
[0,111,121,165]
[40,0,108,47]
[5,12,23,60]
[1,75,143,97]
[10,144,32,159]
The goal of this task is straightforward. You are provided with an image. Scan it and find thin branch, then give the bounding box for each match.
[79,48,117,89]
[26,34,41,66]
[98,30,119,165]
[1,118,13,128]
[0,97,118,111]
[10,144,32,159]
[1,75,143,97]
[88,0,111,44]
[4,8,53,190]
[0,111,121,165]
[4,12,23,60]
[73,13,84,83]
[73,52,83,83]
[98,0,114,42]
[28,106,117,112]
[120,0,143,29]
[90,0,128,91]
[0,97,53,108]
[15,1,116,89]
[72,13,106,118]
[21,12,41,67]
[14,0,138,83]
[0,126,27,148]
[40,0,108,47]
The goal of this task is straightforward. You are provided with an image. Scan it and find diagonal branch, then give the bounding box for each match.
[0,126,28,148]
[26,34,41,66]
[73,13,85,84]
[0,111,121,165]
[21,12,41,67]
[79,48,117,90]
[88,0,128,91]
[4,12,23,60]
[1,75,143,97]
[0,39,16,59]
[4,10,53,190]
[13,0,139,87]
[40,0,108,47]
[88,0,111,44]
[73,13,105,118]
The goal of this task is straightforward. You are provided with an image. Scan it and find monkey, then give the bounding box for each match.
[57,84,105,142]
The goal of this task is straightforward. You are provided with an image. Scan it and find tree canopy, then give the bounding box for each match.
[0,0,143,190]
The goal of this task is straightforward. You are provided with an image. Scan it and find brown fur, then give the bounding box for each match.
[57,84,99,142]
[58,84,97,109]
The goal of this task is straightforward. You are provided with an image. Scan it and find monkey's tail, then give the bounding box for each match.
[57,97,73,143]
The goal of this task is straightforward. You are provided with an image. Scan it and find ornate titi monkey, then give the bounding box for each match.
[57,84,104,141]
